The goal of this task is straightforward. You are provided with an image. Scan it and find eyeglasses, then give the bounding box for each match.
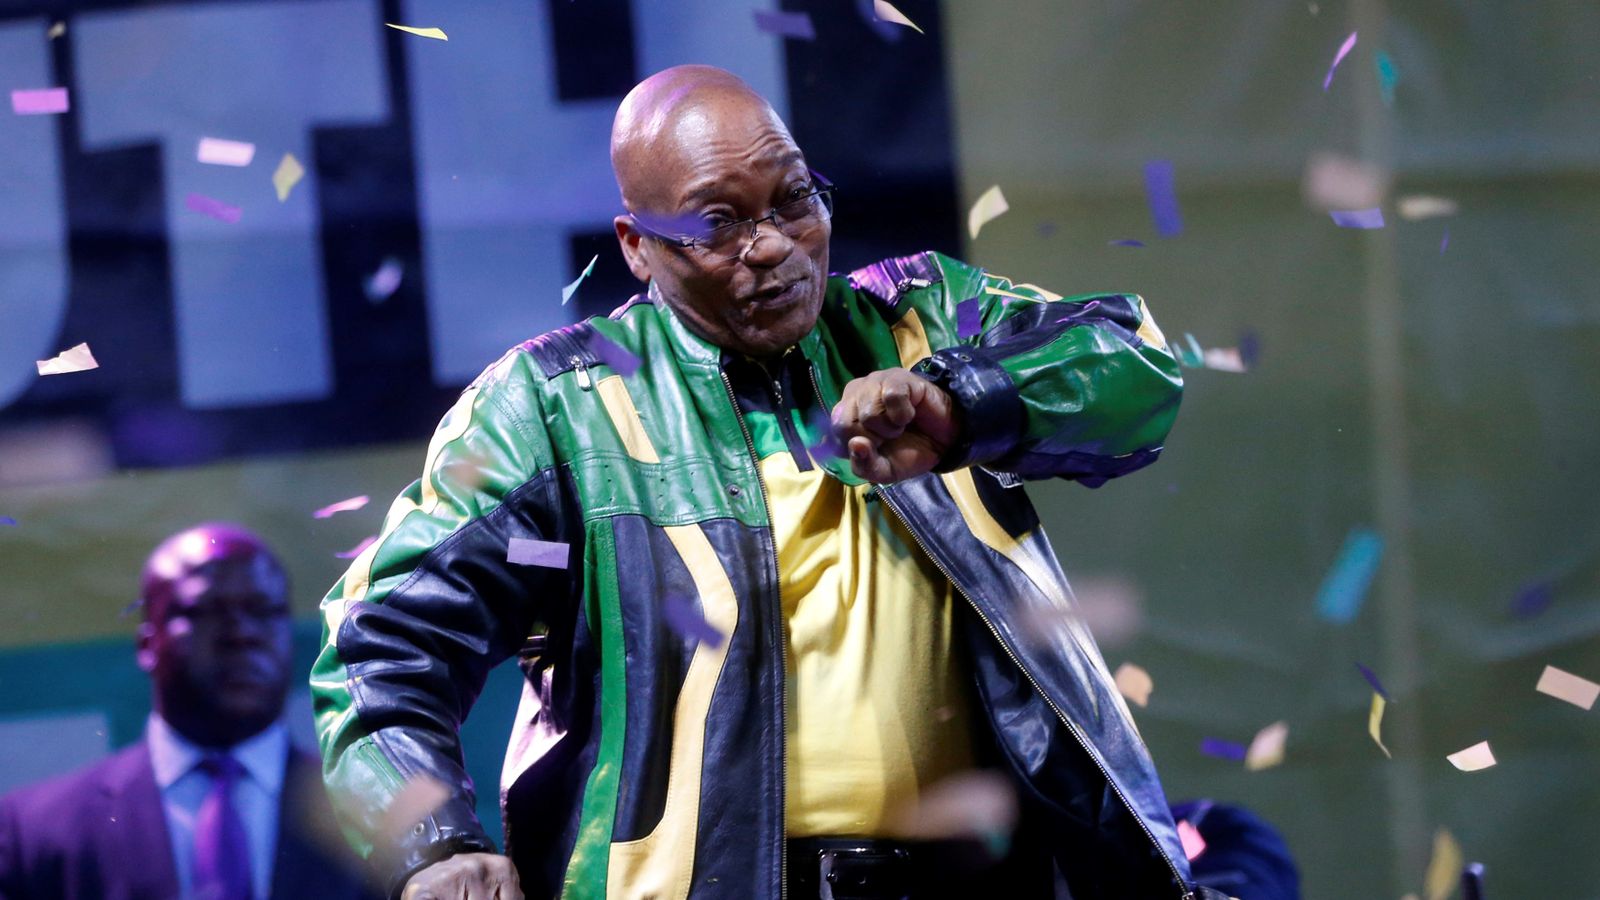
[630,171,835,262]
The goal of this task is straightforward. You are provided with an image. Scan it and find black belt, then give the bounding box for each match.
[786,837,998,900]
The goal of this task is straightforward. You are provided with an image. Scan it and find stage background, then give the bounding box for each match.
[2,2,1597,897]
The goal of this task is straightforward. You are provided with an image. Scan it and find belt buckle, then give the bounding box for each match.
[816,846,912,900]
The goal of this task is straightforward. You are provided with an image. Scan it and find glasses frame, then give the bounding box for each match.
[629,170,836,261]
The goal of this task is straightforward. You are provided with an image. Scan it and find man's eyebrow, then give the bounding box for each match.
[678,151,808,207]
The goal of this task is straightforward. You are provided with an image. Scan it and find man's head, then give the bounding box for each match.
[612,65,831,359]
[136,523,293,748]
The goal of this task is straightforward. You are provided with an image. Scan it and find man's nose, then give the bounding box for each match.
[740,218,794,268]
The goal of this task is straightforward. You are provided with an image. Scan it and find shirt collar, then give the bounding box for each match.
[146,712,288,795]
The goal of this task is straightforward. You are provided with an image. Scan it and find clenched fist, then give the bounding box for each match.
[403,853,523,900]
[830,367,960,483]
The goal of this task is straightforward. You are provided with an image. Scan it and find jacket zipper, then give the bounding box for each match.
[718,367,789,900]
[874,487,1194,900]
[571,355,593,391]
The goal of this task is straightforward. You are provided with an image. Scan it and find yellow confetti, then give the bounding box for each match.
[1368,692,1392,759]
[1446,740,1496,772]
[873,0,924,34]
[967,185,1008,240]
[36,342,98,376]
[386,23,448,40]
[1423,828,1463,900]
[47,21,66,40]
[1244,720,1288,771]
[1113,662,1153,708]
[1397,195,1459,221]
[273,153,305,203]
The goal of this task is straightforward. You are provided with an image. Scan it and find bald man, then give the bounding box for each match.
[314,66,1207,899]
[0,524,370,900]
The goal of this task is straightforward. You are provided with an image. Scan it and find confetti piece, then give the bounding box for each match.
[10,87,69,115]
[1376,50,1399,106]
[662,594,725,648]
[561,254,599,306]
[1036,222,1057,237]
[48,22,66,40]
[1446,740,1495,772]
[335,536,376,559]
[1303,152,1388,211]
[1424,829,1463,900]
[365,257,404,302]
[956,298,982,339]
[185,192,241,224]
[386,23,447,40]
[0,516,17,526]
[380,775,451,840]
[1440,229,1450,254]
[1356,662,1390,700]
[1143,160,1183,237]
[36,343,99,375]
[506,537,570,569]
[632,210,714,242]
[1238,330,1262,368]
[313,495,369,519]
[1315,527,1383,623]
[1368,692,1392,758]
[273,153,305,202]
[1535,664,1599,710]
[885,770,1018,847]
[753,9,815,40]
[1329,207,1385,229]
[1323,30,1358,91]
[589,332,641,377]
[873,0,924,33]
[1113,662,1153,708]
[967,185,1008,240]
[1245,720,1289,771]
[1199,737,1247,762]
[1176,819,1207,861]
[197,136,256,167]
[1397,195,1458,220]
[1108,238,1145,248]
[1201,347,1247,373]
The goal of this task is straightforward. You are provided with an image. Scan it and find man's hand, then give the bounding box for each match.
[830,368,960,483]
[402,853,523,900]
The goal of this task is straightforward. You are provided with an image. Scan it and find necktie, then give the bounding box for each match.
[193,754,252,900]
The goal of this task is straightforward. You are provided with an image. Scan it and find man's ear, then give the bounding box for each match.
[135,620,158,673]
[614,215,653,283]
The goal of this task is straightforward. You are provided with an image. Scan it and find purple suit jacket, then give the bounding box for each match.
[0,739,374,900]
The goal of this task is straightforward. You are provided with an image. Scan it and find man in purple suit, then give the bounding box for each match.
[0,524,370,900]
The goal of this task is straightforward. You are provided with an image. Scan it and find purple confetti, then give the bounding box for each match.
[753,9,815,40]
[1355,662,1390,700]
[1108,238,1146,248]
[1510,580,1554,619]
[1143,161,1183,238]
[0,516,17,526]
[313,494,369,519]
[631,210,713,242]
[1036,222,1058,237]
[662,594,725,648]
[956,298,982,338]
[1199,737,1248,762]
[1238,330,1262,368]
[1329,207,1384,229]
[588,332,641,377]
[1323,31,1358,91]
[506,537,570,569]
[10,87,69,115]
[804,405,846,464]
[335,536,376,559]
[1440,229,1450,254]
[184,192,241,224]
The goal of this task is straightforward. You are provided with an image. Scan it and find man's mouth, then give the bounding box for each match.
[749,279,803,308]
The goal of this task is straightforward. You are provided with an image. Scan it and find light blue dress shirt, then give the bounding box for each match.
[147,713,287,900]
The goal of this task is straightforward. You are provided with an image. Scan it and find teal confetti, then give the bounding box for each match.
[561,254,599,306]
[1376,51,1398,106]
[1315,528,1384,623]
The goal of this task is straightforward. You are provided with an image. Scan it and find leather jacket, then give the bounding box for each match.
[311,251,1195,898]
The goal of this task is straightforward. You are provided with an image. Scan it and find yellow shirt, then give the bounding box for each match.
[761,452,976,837]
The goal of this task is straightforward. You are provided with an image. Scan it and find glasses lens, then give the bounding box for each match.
[698,221,751,257]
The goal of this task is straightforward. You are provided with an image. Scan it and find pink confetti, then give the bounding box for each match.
[313,494,370,519]
[506,537,570,569]
[197,136,256,167]
[1177,820,1207,861]
[1323,31,1358,91]
[753,9,815,40]
[335,536,376,559]
[10,87,69,115]
[185,192,241,224]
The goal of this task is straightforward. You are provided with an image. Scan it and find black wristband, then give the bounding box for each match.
[910,346,1024,473]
